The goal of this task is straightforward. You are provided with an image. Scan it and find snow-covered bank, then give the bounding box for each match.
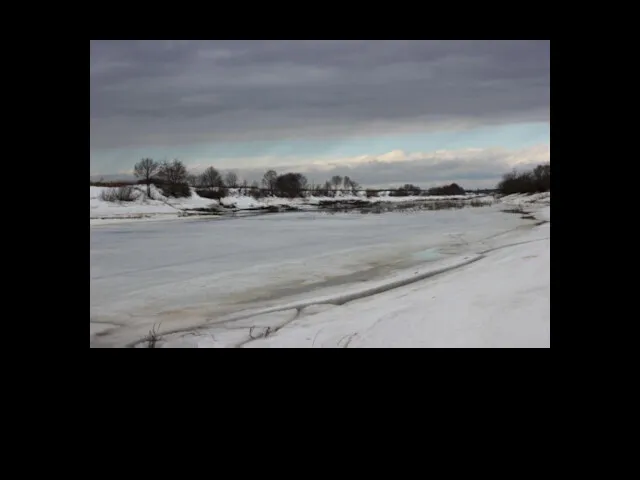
[90,184,498,224]
[90,185,216,220]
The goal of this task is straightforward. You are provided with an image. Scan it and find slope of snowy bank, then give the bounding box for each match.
[500,192,550,207]
[90,184,498,224]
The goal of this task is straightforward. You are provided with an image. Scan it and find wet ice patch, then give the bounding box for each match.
[411,248,444,262]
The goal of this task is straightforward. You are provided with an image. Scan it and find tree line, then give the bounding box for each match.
[132,158,251,198]
[95,157,549,200]
[127,158,478,199]
[497,164,550,195]
[129,159,366,199]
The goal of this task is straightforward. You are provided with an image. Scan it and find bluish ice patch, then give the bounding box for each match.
[411,248,444,262]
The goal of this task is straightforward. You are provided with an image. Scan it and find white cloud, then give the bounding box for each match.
[179,143,550,189]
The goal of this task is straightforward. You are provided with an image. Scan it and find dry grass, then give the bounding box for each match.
[145,323,163,348]
[469,199,490,208]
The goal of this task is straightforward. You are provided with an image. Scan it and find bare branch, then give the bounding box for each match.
[133,158,159,197]
[224,171,238,188]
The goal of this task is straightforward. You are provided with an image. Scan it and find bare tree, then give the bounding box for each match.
[324,180,333,197]
[133,158,159,197]
[224,171,238,188]
[298,174,308,191]
[262,170,278,194]
[186,174,199,187]
[249,180,262,199]
[200,166,223,190]
[240,179,248,195]
[157,159,190,197]
[312,183,325,196]
[331,175,343,192]
[158,159,188,184]
[344,177,360,194]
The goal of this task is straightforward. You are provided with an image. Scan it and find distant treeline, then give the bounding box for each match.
[497,163,550,195]
[90,158,481,199]
[91,157,548,200]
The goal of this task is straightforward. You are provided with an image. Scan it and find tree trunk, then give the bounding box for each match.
[147,182,151,198]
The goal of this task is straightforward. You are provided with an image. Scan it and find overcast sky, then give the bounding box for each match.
[90,40,550,188]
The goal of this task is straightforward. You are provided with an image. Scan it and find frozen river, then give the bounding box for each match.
[90,207,531,347]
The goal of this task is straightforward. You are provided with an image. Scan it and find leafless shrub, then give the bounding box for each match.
[100,186,136,202]
[99,189,118,202]
[159,182,191,198]
[195,189,226,200]
[224,171,238,188]
[249,186,266,200]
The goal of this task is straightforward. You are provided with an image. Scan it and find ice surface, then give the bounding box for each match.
[91,196,549,347]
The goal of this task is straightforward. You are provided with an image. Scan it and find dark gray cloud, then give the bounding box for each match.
[90,40,550,152]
